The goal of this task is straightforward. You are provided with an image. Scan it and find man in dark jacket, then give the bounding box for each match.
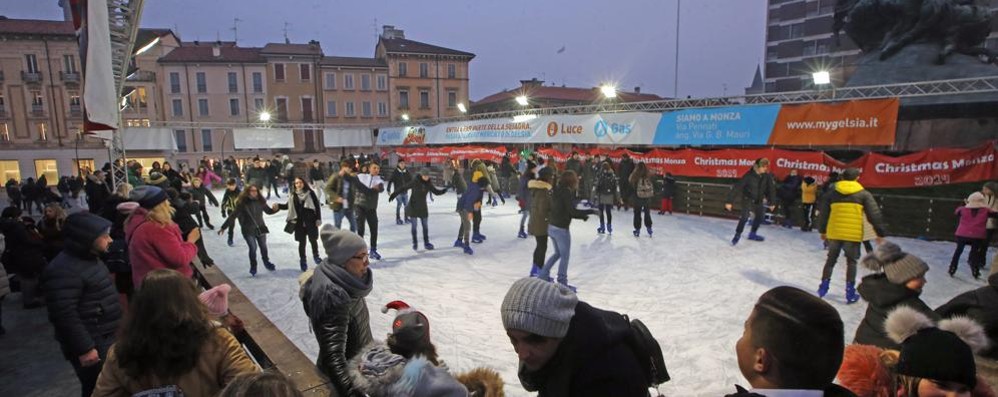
[816,168,886,303]
[936,266,998,360]
[85,171,111,214]
[728,286,856,397]
[776,170,802,228]
[501,277,648,396]
[300,226,373,397]
[616,153,635,210]
[41,212,122,397]
[386,160,412,225]
[325,160,357,232]
[725,158,776,245]
[500,152,517,198]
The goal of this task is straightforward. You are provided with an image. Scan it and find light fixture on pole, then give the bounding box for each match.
[515,95,529,106]
[512,114,537,123]
[812,71,831,86]
[401,113,410,121]
[457,103,467,113]
[600,84,618,99]
[258,111,271,122]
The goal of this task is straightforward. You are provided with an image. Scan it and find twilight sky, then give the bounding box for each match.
[9,0,768,101]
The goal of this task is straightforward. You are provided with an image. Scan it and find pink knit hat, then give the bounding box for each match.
[199,284,231,317]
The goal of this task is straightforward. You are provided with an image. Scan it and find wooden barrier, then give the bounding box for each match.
[192,265,336,397]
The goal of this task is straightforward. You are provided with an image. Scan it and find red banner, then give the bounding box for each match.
[399,143,997,188]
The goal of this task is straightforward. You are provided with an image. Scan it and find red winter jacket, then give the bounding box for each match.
[124,207,197,288]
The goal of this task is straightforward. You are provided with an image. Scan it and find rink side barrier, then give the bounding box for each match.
[192,264,337,396]
[675,181,964,241]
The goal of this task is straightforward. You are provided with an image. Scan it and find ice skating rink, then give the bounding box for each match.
[202,190,988,396]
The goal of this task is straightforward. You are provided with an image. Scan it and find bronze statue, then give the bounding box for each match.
[833,0,996,65]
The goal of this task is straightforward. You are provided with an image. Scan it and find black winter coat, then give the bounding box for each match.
[854,273,940,350]
[936,276,998,359]
[617,158,635,190]
[518,302,647,397]
[280,190,321,242]
[5,181,21,202]
[387,167,412,193]
[549,185,591,229]
[0,218,47,276]
[41,214,121,360]
[220,197,279,237]
[171,199,201,236]
[725,384,858,397]
[726,169,776,206]
[777,175,802,203]
[246,167,269,189]
[188,185,219,209]
[390,178,447,219]
[85,176,111,212]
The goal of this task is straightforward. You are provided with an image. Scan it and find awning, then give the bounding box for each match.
[323,128,373,148]
[121,127,177,151]
[233,128,294,149]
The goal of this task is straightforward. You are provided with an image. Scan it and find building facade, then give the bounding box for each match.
[471,78,663,114]
[763,0,998,92]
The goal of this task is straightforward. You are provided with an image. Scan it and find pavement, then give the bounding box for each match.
[0,289,81,397]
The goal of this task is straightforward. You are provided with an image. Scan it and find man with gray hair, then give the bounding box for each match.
[500,277,647,396]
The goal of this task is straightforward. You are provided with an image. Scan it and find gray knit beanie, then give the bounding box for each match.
[861,242,929,284]
[501,278,578,338]
[319,224,367,267]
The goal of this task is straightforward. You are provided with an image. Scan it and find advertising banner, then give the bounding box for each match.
[768,98,899,146]
[652,104,782,146]
[121,128,178,151]
[853,144,997,188]
[323,128,373,148]
[233,128,294,149]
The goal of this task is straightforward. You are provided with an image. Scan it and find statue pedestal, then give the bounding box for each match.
[846,42,998,86]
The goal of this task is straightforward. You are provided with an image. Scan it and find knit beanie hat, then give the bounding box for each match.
[885,306,989,390]
[861,242,928,284]
[538,167,554,181]
[199,284,231,317]
[500,278,578,338]
[966,192,987,209]
[319,224,367,266]
[382,300,431,350]
[418,168,431,178]
[130,185,168,209]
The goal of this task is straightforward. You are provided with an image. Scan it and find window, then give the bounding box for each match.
[325,73,336,90]
[34,159,57,181]
[72,159,95,174]
[125,119,150,127]
[170,72,181,93]
[361,74,371,91]
[448,91,457,108]
[803,42,816,56]
[419,90,430,109]
[0,160,20,181]
[63,55,77,73]
[419,63,428,78]
[25,54,39,73]
[300,64,311,81]
[198,98,209,116]
[134,87,148,109]
[362,101,372,117]
[276,97,288,121]
[31,92,43,113]
[252,72,263,92]
[274,63,285,81]
[175,130,187,152]
[37,123,48,141]
[344,74,354,90]
[345,102,355,117]
[326,100,337,117]
[201,129,213,152]
[228,72,238,93]
[377,75,387,90]
[0,93,5,112]
[399,90,409,109]
[377,102,387,117]
[69,94,81,115]
[0,123,8,142]
[254,98,264,112]
[398,62,407,77]
[69,94,81,106]
[789,23,804,39]
[172,99,183,116]
[196,72,207,93]
[301,97,313,121]
[229,98,240,116]
[447,64,456,79]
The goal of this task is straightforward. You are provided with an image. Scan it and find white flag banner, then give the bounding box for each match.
[233,128,294,149]
[122,128,177,151]
[323,128,373,147]
[83,0,118,130]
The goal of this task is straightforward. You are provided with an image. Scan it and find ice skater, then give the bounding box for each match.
[950,192,997,278]
[629,162,654,237]
[537,170,597,291]
[455,177,486,255]
[278,177,323,271]
[389,168,448,251]
[516,159,539,239]
[387,160,412,225]
[527,167,554,277]
[187,177,218,230]
[219,178,240,246]
[324,159,358,232]
[594,161,620,234]
[349,161,385,260]
[218,184,282,276]
[724,158,776,245]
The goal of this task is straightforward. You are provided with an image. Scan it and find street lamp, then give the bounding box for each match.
[259,111,272,122]
[600,84,618,98]
[812,71,831,86]
[515,95,529,106]
[401,113,410,121]
[457,103,467,113]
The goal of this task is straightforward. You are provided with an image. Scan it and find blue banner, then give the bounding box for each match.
[653,104,781,146]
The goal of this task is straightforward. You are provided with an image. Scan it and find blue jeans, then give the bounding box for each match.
[540,225,571,284]
[244,234,269,268]
[519,208,530,230]
[334,208,357,232]
[411,216,429,244]
[395,192,409,220]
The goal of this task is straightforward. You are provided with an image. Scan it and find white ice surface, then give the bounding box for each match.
[200,189,991,396]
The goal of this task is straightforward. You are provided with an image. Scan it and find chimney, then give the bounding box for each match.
[212,44,221,58]
[634,86,641,94]
[381,25,405,39]
[520,78,544,89]
[59,0,73,22]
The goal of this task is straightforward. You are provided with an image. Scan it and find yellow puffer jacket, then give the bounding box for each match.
[820,180,884,242]
[801,182,818,204]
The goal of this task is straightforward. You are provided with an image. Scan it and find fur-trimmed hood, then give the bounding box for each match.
[348,342,468,397]
[454,367,505,397]
[527,180,552,190]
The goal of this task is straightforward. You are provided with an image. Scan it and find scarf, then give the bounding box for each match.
[303,260,373,319]
[286,189,317,224]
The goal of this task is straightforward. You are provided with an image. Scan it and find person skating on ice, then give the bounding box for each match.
[386,160,413,225]
[220,178,240,246]
[594,161,621,235]
[725,158,776,245]
[347,161,385,260]
[517,160,539,239]
[324,159,358,232]
[278,178,323,271]
[454,177,486,255]
[217,184,283,276]
[629,162,655,237]
[388,168,448,251]
[536,170,598,292]
[528,167,554,278]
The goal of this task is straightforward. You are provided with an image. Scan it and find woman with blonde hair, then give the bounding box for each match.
[38,202,68,261]
[92,269,258,396]
[124,186,199,289]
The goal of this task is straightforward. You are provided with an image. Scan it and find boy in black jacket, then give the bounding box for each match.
[188,177,219,230]
[220,178,240,246]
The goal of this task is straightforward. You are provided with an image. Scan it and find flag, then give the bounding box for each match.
[72,0,118,136]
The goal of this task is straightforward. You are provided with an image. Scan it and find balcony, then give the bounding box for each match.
[61,71,81,84]
[126,70,156,82]
[21,71,42,84]
[69,104,82,117]
[30,104,44,117]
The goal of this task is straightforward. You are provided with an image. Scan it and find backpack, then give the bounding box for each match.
[624,316,671,387]
[636,178,654,199]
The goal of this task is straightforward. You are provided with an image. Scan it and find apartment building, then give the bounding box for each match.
[261,42,323,153]
[319,56,391,124]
